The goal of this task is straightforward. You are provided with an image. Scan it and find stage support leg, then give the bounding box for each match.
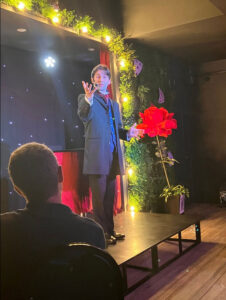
[119,218,201,296]
[178,231,182,254]
[151,245,159,273]
[195,222,201,243]
[122,264,128,292]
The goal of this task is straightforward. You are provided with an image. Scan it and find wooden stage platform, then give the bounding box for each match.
[106,212,201,296]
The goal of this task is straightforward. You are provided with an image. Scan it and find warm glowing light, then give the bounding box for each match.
[123,97,128,102]
[17,28,27,33]
[44,56,56,68]
[120,59,125,67]
[130,206,135,212]
[131,211,135,217]
[105,35,111,42]
[128,168,133,176]
[82,26,88,33]
[18,2,25,10]
[52,16,59,23]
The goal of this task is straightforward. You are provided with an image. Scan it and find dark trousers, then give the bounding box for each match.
[89,151,117,234]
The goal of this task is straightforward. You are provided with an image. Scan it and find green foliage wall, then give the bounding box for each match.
[123,41,196,212]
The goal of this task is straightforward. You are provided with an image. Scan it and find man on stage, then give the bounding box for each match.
[78,64,141,245]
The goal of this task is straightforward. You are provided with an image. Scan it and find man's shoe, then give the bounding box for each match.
[105,233,117,245]
[112,231,125,240]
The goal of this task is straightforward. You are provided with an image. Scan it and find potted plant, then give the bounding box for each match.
[160,185,189,214]
[137,105,189,214]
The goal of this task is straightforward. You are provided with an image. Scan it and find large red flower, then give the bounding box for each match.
[136,106,177,138]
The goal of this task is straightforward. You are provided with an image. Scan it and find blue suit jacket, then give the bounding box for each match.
[78,93,128,175]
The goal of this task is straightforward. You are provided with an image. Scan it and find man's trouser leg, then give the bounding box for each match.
[89,174,108,233]
[104,173,116,235]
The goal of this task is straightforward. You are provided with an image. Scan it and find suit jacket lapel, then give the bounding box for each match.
[94,93,108,110]
[110,99,117,119]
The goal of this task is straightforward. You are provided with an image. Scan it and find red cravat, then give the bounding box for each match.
[97,91,109,104]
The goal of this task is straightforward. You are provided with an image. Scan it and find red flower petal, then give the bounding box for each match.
[138,106,177,138]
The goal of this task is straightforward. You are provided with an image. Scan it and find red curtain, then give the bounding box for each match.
[55,152,92,214]
[55,151,123,215]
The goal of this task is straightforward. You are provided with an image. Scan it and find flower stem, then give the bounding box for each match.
[156,135,170,188]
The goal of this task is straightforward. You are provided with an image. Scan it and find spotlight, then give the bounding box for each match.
[44,56,56,68]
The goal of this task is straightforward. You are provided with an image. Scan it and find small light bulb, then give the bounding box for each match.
[120,60,125,67]
[105,35,111,42]
[130,206,135,212]
[123,97,128,102]
[82,26,88,33]
[52,16,59,23]
[18,2,25,10]
[128,168,133,176]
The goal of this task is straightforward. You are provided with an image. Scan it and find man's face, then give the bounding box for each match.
[92,69,111,93]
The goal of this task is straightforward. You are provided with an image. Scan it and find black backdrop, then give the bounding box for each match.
[1,42,100,211]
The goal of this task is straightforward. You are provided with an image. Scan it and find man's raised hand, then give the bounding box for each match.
[82,81,97,101]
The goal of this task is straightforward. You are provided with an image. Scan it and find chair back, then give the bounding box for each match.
[31,243,124,300]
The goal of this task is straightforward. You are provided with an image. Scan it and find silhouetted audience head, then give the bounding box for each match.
[8,142,62,205]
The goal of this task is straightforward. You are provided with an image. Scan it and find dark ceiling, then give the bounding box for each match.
[60,0,226,63]
[121,0,226,63]
[61,0,226,63]
[0,7,100,63]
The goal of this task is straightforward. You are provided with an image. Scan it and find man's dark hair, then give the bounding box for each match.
[91,64,111,79]
[8,142,59,204]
